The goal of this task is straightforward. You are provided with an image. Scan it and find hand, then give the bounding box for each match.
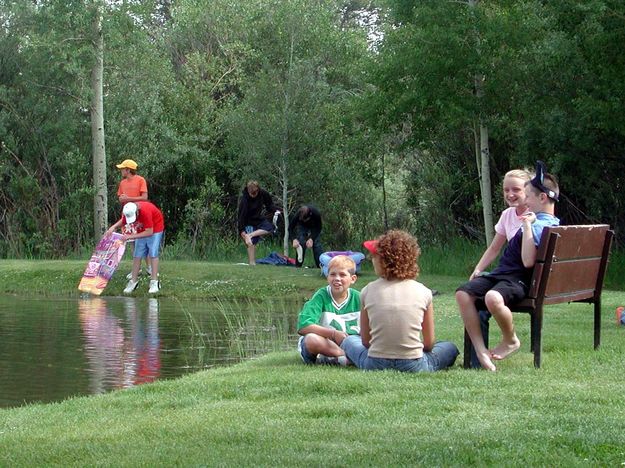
[119,195,129,204]
[519,211,536,225]
[305,239,313,249]
[334,331,347,346]
[470,269,480,280]
[292,239,300,248]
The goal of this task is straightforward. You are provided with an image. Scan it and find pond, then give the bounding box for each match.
[0,295,302,408]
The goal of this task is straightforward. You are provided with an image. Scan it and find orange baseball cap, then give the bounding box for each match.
[116,159,138,170]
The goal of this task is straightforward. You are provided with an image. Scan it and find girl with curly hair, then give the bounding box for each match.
[341,230,459,372]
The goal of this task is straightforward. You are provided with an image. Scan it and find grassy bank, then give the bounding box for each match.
[1,260,624,464]
[1,295,625,465]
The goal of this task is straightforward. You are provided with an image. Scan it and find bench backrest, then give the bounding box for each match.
[527,224,613,305]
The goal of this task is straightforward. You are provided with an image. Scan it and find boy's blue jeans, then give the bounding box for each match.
[341,335,459,372]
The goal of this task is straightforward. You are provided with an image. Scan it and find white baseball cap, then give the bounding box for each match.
[123,202,138,223]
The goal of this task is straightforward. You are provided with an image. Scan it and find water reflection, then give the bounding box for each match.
[0,295,301,408]
[78,298,160,393]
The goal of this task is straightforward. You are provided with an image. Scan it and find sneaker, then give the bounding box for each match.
[148,279,160,294]
[123,279,139,294]
[146,264,152,276]
[316,354,348,366]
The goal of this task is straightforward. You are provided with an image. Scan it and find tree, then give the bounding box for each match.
[362,0,558,244]
[223,0,370,254]
[90,1,107,238]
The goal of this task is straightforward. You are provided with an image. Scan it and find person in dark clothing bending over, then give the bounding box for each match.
[237,180,281,265]
[289,205,323,268]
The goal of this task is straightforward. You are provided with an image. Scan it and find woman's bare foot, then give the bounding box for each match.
[476,351,497,371]
[490,337,521,361]
[243,234,253,247]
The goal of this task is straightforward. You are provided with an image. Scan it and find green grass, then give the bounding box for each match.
[1,260,624,464]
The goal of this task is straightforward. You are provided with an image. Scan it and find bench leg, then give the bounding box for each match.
[463,329,471,368]
[530,308,543,368]
[594,298,601,349]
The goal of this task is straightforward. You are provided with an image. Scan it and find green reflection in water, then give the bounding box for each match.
[0,295,302,408]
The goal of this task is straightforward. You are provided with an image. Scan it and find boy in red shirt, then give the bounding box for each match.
[106,201,164,294]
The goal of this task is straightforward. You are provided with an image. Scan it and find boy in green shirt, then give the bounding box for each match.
[297,255,361,365]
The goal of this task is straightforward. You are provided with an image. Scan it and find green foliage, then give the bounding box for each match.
[2,0,625,257]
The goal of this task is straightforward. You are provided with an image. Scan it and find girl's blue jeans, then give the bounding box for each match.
[341,335,459,372]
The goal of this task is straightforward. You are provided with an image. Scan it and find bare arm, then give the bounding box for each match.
[360,307,371,348]
[105,218,124,236]
[520,213,537,268]
[471,233,507,279]
[297,324,347,344]
[119,192,148,204]
[122,227,154,242]
[421,302,435,352]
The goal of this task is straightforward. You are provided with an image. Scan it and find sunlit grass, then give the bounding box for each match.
[0,260,624,464]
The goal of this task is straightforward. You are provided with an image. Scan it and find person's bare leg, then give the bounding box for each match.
[456,290,496,371]
[150,257,159,280]
[485,290,520,360]
[247,244,256,265]
[131,257,141,282]
[247,229,270,239]
[241,232,253,247]
[303,334,345,358]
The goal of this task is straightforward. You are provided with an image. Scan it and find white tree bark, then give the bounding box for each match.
[90,4,107,238]
[469,0,494,246]
[479,119,494,245]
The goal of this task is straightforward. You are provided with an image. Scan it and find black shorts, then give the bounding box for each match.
[456,273,529,309]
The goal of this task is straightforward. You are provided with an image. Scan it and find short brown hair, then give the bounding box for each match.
[328,255,357,275]
[376,230,420,280]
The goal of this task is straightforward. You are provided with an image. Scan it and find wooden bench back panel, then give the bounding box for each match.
[542,258,601,299]
[550,225,610,259]
[534,225,609,262]
[527,224,611,301]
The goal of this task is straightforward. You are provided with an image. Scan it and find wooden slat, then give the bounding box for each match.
[549,225,610,259]
[543,259,601,296]
[543,290,595,305]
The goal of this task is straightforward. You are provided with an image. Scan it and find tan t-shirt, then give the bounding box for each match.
[361,278,432,359]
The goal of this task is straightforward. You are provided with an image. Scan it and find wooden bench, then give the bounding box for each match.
[463,224,614,369]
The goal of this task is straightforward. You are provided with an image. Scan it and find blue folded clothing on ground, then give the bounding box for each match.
[256,251,296,266]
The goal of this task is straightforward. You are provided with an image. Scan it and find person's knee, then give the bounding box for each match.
[455,290,472,306]
[484,290,504,310]
[303,333,326,353]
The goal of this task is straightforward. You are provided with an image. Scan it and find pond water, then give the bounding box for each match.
[0,295,302,408]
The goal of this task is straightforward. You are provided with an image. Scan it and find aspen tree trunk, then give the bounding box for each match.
[279,158,289,256]
[90,4,108,238]
[469,0,494,246]
[479,118,493,245]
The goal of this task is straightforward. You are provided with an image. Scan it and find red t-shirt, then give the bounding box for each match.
[121,201,164,234]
